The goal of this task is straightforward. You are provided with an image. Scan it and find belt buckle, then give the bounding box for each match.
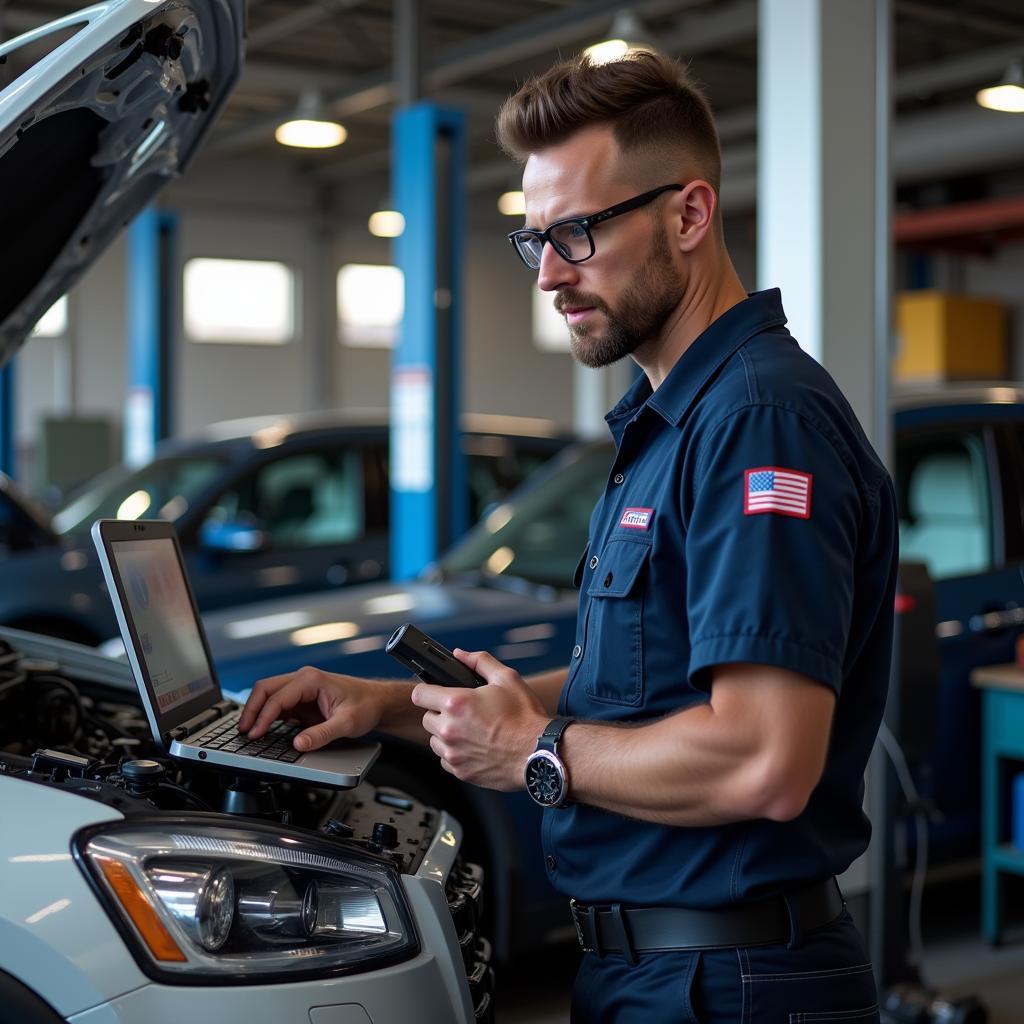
[570,898,601,956]
[570,900,638,965]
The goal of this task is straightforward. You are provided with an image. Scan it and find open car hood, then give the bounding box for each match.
[0,0,245,364]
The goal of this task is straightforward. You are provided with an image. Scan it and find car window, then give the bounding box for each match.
[210,449,365,548]
[896,428,994,580]
[53,457,227,535]
[467,450,554,521]
[440,444,613,587]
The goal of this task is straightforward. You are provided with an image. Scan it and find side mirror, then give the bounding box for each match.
[199,517,268,553]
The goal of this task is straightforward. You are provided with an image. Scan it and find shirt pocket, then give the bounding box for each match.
[583,538,651,707]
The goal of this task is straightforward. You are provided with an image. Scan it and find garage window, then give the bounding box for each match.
[184,258,295,344]
[337,264,404,348]
[532,285,569,352]
[31,295,68,337]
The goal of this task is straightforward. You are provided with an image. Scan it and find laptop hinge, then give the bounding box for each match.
[168,708,221,741]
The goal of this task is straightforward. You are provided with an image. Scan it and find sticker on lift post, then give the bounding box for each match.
[391,366,434,492]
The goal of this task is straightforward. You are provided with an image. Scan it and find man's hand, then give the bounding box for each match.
[239,667,398,752]
[411,649,549,791]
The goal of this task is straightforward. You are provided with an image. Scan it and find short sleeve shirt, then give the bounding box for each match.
[543,288,899,908]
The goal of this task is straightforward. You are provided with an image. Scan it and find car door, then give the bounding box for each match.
[895,417,1024,856]
[183,443,388,610]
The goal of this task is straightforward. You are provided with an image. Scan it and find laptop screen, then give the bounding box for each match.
[110,537,217,715]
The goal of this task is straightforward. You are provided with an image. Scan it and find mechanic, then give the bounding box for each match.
[240,51,898,1023]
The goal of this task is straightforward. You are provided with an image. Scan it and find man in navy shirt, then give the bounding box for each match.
[241,51,897,1023]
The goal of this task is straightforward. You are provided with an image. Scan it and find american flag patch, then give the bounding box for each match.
[619,507,653,530]
[744,467,812,519]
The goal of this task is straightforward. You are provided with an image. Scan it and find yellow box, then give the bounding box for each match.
[894,291,1007,382]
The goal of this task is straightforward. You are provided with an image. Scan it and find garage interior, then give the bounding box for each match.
[2,1,1024,1022]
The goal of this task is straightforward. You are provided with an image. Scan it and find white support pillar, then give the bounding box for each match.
[757,0,886,444]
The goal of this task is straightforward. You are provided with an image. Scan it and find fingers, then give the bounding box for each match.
[238,672,301,731]
[410,681,464,712]
[246,674,323,738]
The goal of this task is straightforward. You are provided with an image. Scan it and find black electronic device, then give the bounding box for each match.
[385,624,485,688]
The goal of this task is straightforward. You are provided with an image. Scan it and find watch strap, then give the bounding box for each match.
[537,715,574,754]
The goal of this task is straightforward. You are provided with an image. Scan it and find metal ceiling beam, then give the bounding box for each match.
[247,0,367,52]
[208,0,726,155]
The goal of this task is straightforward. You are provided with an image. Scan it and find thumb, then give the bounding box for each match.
[295,710,355,752]
[454,648,524,688]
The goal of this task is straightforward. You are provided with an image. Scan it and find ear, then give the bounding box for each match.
[670,180,718,254]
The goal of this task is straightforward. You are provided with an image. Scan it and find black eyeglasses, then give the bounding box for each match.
[507,184,684,270]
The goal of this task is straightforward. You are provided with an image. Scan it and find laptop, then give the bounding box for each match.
[91,518,379,788]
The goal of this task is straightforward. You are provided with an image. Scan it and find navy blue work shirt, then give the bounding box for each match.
[545,288,898,908]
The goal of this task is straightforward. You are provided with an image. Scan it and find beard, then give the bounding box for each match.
[556,222,684,369]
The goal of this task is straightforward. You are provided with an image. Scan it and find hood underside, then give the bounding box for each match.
[0,0,245,365]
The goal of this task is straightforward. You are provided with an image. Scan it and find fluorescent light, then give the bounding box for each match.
[497,190,526,216]
[368,210,405,237]
[585,38,630,64]
[275,89,347,148]
[584,10,654,65]
[275,118,347,148]
[976,61,1024,113]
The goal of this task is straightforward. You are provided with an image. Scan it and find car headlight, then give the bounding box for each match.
[74,821,418,982]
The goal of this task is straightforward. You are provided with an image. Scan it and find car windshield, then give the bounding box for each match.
[438,443,614,587]
[52,456,228,536]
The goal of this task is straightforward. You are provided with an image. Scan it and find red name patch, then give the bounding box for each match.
[619,507,654,530]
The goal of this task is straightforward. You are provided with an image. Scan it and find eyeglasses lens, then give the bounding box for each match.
[549,222,593,263]
[513,234,544,269]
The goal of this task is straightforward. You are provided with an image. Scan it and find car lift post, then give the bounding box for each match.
[389,101,468,580]
[125,207,176,468]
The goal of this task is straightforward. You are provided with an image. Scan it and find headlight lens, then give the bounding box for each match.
[76,822,418,981]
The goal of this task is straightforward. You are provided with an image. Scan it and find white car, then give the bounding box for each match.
[0,3,492,1021]
[0,629,492,1024]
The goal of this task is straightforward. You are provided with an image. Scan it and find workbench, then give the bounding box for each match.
[971,663,1024,945]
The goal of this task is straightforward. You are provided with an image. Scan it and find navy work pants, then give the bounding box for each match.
[570,911,879,1023]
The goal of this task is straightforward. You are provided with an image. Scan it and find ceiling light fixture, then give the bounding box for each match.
[584,10,655,66]
[368,208,405,238]
[275,90,347,149]
[976,59,1024,113]
[497,190,526,216]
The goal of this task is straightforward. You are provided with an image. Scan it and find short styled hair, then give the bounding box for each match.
[495,50,721,192]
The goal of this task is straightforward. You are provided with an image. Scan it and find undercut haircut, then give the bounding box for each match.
[495,50,721,193]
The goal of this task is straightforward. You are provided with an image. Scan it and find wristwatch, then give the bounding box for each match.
[524,716,575,808]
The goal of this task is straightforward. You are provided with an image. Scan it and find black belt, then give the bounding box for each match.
[570,878,845,965]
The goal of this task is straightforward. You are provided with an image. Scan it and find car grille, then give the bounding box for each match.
[446,858,494,1022]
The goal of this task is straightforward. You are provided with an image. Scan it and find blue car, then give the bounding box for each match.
[0,411,571,645]
[201,385,1024,959]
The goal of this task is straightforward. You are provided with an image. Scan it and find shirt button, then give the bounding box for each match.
[613,473,625,485]
[589,555,599,569]
[603,572,613,587]
[573,644,582,658]
[546,855,557,871]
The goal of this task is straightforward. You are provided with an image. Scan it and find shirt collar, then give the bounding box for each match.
[605,288,788,441]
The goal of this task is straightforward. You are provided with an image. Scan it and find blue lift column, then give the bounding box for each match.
[125,208,177,467]
[0,361,14,476]
[390,104,467,580]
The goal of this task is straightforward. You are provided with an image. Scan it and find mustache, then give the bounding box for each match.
[554,290,608,315]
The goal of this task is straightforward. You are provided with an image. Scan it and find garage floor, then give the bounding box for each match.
[495,878,1024,1023]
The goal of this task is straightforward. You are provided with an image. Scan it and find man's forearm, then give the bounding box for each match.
[523,667,569,717]
[375,677,432,745]
[556,668,835,827]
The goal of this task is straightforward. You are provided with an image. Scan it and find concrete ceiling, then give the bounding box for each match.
[4,0,1024,223]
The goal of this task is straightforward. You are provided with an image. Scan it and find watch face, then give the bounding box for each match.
[525,750,566,807]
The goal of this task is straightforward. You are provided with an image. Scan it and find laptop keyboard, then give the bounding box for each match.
[192,712,303,763]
